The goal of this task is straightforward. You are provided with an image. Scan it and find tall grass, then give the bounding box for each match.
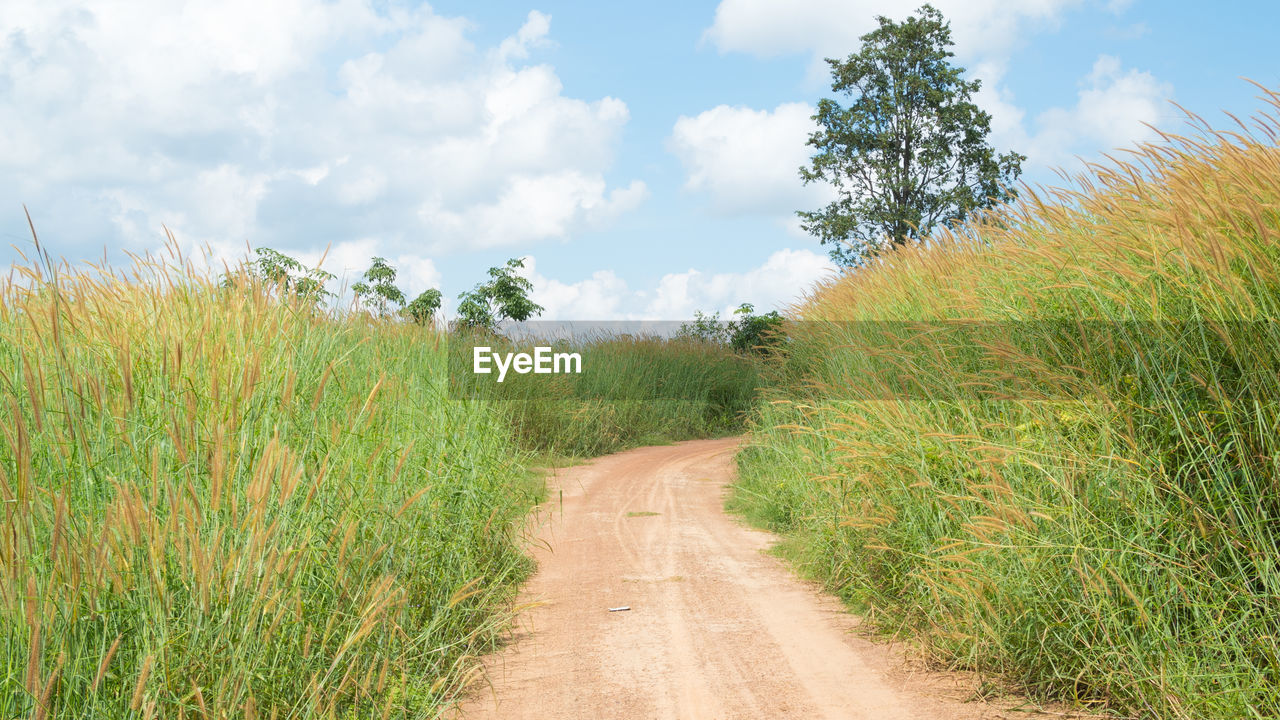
[735,88,1280,718]
[451,333,760,457]
[0,248,541,718]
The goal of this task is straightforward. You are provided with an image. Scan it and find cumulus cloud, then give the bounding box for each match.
[695,1,1173,199]
[419,175,648,252]
[644,248,836,318]
[0,3,642,265]
[703,0,1091,65]
[668,102,834,214]
[1033,55,1173,163]
[978,55,1174,170]
[521,257,631,320]
[498,9,553,61]
[522,249,837,320]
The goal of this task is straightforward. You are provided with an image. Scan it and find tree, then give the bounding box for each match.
[405,288,443,326]
[253,247,302,287]
[292,268,336,304]
[454,293,496,331]
[727,303,784,355]
[799,4,1024,266]
[455,258,544,331]
[676,309,730,345]
[677,303,785,354]
[351,257,406,317]
[241,247,334,305]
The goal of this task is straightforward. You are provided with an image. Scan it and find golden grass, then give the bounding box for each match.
[736,85,1280,718]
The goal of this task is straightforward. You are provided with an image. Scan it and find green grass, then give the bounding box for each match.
[0,245,766,717]
[0,255,543,718]
[734,91,1280,719]
[451,332,762,457]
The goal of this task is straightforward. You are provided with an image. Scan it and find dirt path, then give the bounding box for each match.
[456,437,1049,720]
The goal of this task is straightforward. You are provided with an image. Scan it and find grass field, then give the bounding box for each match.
[451,331,761,457]
[734,91,1280,719]
[0,243,763,717]
[0,252,541,718]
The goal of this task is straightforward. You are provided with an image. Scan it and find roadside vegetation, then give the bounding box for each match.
[453,331,760,457]
[12,5,1273,715]
[0,250,549,718]
[449,299,777,457]
[734,93,1280,718]
[0,240,766,717]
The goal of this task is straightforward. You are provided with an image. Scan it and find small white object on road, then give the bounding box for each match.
[608,606,631,612]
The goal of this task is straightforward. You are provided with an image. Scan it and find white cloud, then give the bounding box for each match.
[704,0,1087,65]
[498,10,553,62]
[701,1,1170,179]
[418,175,647,251]
[522,256,631,320]
[0,3,642,260]
[523,249,837,320]
[1042,55,1173,158]
[981,55,1174,170]
[645,248,836,318]
[669,102,834,214]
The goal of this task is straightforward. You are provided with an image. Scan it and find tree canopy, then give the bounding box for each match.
[405,288,443,326]
[677,303,785,355]
[243,247,334,305]
[455,258,544,331]
[799,4,1024,266]
[352,257,406,317]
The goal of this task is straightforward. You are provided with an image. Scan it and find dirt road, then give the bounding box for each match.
[457,437,1043,719]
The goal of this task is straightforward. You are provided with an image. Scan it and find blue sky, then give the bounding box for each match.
[2,0,1278,318]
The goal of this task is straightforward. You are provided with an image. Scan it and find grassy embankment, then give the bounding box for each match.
[0,250,757,717]
[735,92,1280,719]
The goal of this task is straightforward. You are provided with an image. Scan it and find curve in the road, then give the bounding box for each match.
[456,437,1053,720]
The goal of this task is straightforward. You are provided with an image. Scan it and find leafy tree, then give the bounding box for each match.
[254,247,302,286]
[454,293,496,331]
[454,258,544,331]
[405,288,443,326]
[728,303,785,354]
[292,268,336,304]
[241,247,334,305]
[799,4,1024,266]
[676,309,730,345]
[352,257,406,317]
[677,304,786,354]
